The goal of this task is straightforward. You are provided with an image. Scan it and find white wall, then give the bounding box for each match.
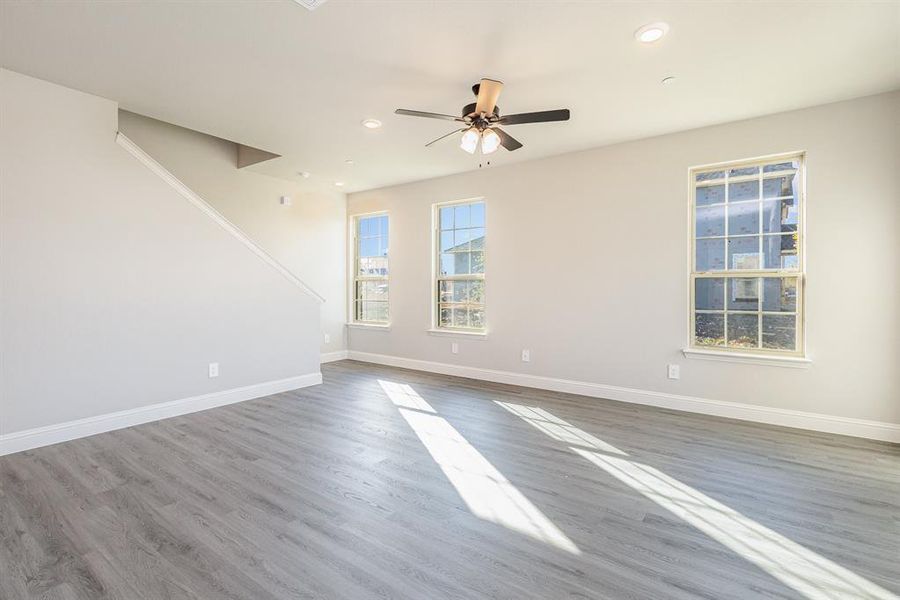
[117,111,347,354]
[0,68,322,435]
[348,91,900,427]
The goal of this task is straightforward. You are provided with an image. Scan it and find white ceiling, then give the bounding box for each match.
[2,1,898,193]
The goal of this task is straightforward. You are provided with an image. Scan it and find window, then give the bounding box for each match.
[353,213,389,324]
[690,154,804,355]
[435,199,485,331]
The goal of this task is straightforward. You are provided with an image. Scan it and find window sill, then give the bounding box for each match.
[427,328,487,339]
[682,347,811,368]
[347,322,391,331]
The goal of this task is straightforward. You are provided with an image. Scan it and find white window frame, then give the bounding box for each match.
[687,152,807,360]
[350,211,390,327]
[432,197,486,334]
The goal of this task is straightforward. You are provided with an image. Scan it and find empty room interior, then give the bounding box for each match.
[1,1,899,598]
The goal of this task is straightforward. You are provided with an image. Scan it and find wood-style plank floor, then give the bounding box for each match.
[1,360,898,599]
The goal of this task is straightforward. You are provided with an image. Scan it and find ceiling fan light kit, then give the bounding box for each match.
[395,78,570,155]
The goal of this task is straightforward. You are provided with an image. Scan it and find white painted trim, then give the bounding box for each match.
[321,350,350,363]
[115,132,325,303]
[346,322,392,331]
[0,373,322,456]
[426,328,488,339]
[682,348,812,368]
[347,351,899,443]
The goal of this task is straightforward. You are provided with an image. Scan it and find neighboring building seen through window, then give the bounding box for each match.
[691,154,804,354]
[353,213,389,324]
[435,200,485,331]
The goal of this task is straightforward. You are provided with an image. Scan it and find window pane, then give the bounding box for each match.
[763,174,796,198]
[471,251,484,274]
[469,227,485,246]
[762,315,796,350]
[440,231,454,252]
[695,278,725,310]
[378,215,389,237]
[359,237,380,257]
[364,281,389,301]
[454,204,470,228]
[359,256,387,277]
[470,202,485,227]
[452,306,468,327]
[695,313,725,346]
[439,307,452,327]
[727,278,759,310]
[729,166,759,177]
[763,233,798,269]
[453,228,471,251]
[728,180,759,202]
[469,280,485,304]
[362,301,388,322]
[696,184,725,206]
[696,238,725,271]
[727,314,758,348]
[439,280,453,303]
[762,277,797,312]
[452,281,469,302]
[440,207,454,230]
[762,198,798,234]
[696,170,725,182]
[470,308,485,329]
[763,161,798,173]
[728,202,760,235]
[440,253,458,275]
[695,205,725,237]
[728,236,760,270]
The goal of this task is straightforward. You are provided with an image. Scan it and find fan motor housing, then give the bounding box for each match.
[463,102,500,120]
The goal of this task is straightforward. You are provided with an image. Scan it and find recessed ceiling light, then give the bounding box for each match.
[361,119,382,129]
[334,182,345,187]
[345,159,355,165]
[297,171,311,178]
[661,76,676,85]
[635,22,669,44]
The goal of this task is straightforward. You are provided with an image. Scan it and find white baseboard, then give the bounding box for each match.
[321,350,349,363]
[0,373,322,456]
[347,351,900,443]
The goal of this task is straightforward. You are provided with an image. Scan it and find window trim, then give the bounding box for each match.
[350,210,390,326]
[432,197,487,333]
[686,151,807,360]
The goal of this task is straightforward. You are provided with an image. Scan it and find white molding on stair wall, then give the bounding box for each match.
[0,373,322,456]
[115,132,325,303]
[346,351,900,443]
[321,350,350,363]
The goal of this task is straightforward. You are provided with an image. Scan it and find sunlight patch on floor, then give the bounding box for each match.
[378,380,580,555]
[497,400,896,600]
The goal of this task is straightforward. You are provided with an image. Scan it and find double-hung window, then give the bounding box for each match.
[353,213,389,324]
[435,199,485,331]
[690,153,804,355]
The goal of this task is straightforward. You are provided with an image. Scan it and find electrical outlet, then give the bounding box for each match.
[521,349,531,362]
[209,362,219,378]
[323,333,331,344]
[667,364,680,380]
[451,342,459,354]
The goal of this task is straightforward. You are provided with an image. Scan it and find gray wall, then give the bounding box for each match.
[0,69,322,434]
[348,91,900,425]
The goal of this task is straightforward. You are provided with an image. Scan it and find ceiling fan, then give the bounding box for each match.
[395,78,570,155]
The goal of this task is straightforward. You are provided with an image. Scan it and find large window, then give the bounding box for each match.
[353,213,389,324]
[435,199,485,331]
[690,154,804,355]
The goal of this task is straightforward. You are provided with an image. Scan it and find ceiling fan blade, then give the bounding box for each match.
[474,78,503,116]
[498,109,570,125]
[425,129,464,147]
[395,109,466,122]
[494,127,523,151]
